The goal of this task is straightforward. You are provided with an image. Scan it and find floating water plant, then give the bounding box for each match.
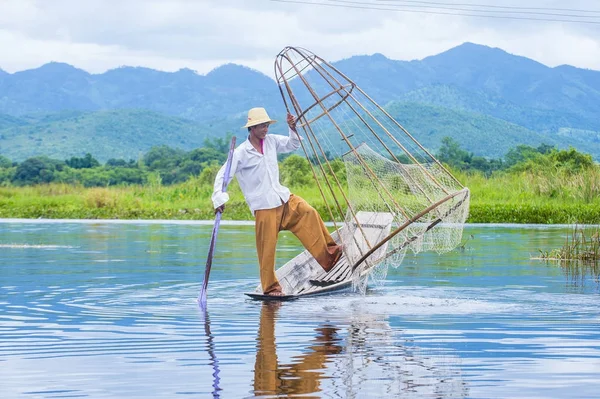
[537,226,600,262]
[535,226,600,287]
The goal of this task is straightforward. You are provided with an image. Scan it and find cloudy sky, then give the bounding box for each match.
[1,0,599,77]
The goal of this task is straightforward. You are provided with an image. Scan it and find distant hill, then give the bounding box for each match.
[334,43,600,132]
[0,114,28,130]
[385,102,600,158]
[5,102,596,163]
[1,42,600,161]
[0,110,215,162]
[395,85,598,133]
[0,62,281,121]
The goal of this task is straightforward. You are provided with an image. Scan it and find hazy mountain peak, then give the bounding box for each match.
[207,63,270,78]
[439,42,509,57]
[15,61,91,78]
[425,42,548,70]
[450,41,495,51]
[102,65,167,75]
[370,52,389,60]
[206,63,275,87]
[339,52,390,63]
[554,64,600,75]
[175,67,199,75]
[425,42,489,60]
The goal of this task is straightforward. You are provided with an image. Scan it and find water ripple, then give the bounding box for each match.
[2,222,600,398]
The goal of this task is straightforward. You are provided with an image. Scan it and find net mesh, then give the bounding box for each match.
[275,47,470,292]
[342,145,470,292]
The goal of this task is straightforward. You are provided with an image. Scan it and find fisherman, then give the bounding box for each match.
[212,107,342,297]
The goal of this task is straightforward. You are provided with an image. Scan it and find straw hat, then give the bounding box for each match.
[242,107,277,128]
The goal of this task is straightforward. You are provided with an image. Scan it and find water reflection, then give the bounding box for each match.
[560,260,600,292]
[250,301,468,398]
[253,301,342,398]
[200,305,222,398]
[332,308,468,398]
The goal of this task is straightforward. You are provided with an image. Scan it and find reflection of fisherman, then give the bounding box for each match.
[252,302,469,397]
[212,107,342,297]
[253,302,342,396]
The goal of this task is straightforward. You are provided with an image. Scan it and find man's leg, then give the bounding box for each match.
[255,205,284,294]
[282,194,342,271]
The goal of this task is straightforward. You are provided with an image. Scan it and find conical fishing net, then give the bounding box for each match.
[275,47,470,293]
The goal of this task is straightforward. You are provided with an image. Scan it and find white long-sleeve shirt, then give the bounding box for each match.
[212,127,301,215]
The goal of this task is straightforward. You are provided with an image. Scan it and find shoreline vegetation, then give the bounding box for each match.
[2,139,600,224]
[2,176,600,224]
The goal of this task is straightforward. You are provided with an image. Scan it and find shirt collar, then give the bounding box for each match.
[241,138,252,151]
[243,136,264,155]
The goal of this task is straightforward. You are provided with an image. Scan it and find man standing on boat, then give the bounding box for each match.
[212,107,342,297]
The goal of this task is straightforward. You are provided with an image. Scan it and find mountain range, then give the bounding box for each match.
[1,42,599,162]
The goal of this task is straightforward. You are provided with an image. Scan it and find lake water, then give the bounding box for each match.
[1,220,599,398]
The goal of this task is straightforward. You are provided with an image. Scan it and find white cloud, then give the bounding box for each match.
[0,0,599,76]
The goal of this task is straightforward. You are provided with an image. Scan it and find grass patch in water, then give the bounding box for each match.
[537,226,600,262]
[535,226,600,289]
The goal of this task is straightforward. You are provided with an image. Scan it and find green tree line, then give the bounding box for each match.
[2,136,600,223]
[0,134,237,187]
[435,137,595,176]
[0,136,596,189]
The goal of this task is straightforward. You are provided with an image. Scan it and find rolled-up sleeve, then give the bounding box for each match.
[275,127,301,153]
[211,150,239,209]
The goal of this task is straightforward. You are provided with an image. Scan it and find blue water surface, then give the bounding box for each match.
[1,220,599,398]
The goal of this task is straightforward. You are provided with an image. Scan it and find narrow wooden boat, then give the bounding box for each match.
[245,212,394,300]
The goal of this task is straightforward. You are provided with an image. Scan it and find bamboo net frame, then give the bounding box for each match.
[274,46,470,284]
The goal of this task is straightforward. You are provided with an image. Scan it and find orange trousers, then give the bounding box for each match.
[254,194,340,294]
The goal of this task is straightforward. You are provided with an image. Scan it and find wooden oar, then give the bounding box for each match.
[199,136,236,306]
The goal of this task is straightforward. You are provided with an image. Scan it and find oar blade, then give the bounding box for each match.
[198,136,236,305]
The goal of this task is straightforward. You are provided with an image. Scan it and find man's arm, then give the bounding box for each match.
[275,113,301,153]
[211,150,239,212]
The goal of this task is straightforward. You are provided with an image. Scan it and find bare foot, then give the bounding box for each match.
[265,290,285,297]
[321,246,344,272]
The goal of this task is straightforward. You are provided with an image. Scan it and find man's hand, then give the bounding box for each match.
[287,113,297,131]
[215,204,225,214]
